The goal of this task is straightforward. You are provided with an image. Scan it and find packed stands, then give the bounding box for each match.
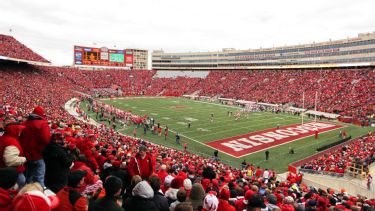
[144,77,202,96]
[193,69,374,118]
[0,36,374,211]
[300,134,375,175]
[0,35,49,63]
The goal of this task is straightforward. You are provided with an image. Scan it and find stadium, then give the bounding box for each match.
[0,1,375,210]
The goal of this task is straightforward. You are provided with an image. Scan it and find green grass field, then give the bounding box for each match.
[83,97,372,172]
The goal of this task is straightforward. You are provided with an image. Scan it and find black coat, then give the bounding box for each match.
[101,167,131,193]
[153,191,169,211]
[123,196,159,211]
[43,142,73,193]
[89,196,124,211]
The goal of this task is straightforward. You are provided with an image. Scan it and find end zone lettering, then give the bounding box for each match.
[206,122,343,157]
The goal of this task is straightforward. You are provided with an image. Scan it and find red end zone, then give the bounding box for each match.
[205,122,343,157]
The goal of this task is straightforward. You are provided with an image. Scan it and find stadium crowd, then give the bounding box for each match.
[1,103,375,210]
[192,69,374,120]
[300,134,375,175]
[144,77,202,96]
[0,35,49,63]
[0,36,374,211]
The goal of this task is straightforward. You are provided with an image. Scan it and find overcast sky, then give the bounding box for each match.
[0,0,374,66]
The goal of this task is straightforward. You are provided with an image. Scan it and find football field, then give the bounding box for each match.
[86,97,372,172]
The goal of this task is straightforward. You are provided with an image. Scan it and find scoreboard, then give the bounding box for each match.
[74,45,133,67]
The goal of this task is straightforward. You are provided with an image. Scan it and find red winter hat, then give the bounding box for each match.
[108,155,115,161]
[170,177,184,189]
[244,185,250,191]
[113,161,121,168]
[33,106,45,117]
[69,143,76,150]
[12,190,59,211]
[244,190,256,204]
[212,179,219,187]
[201,178,210,191]
[219,189,230,200]
[84,150,93,158]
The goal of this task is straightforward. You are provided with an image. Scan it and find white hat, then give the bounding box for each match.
[164,175,174,186]
[183,179,192,190]
[203,193,219,211]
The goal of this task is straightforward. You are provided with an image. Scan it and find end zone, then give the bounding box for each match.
[205,122,343,158]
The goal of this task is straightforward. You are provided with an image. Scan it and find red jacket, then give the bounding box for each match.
[96,155,107,171]
[158,169,168,184]
[128,153,155,179]
[54,187,88,211]
[235,198,246,211]
[0,124,26,173]
[217,199,235,211]
[19,114,51,161]
[71,162,98,188]
[0,188,17,211]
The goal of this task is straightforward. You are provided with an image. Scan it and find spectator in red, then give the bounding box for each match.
[128,145,155,180]
[12,182,60,211]
[217,188,235,211]
[236,189,255,211]
[157,164,168,185]
[255,166,263,178]
[0,122,26,188]
[54,170,88,211]
[314,129,319,139]
[19,106,51,187]
[164,128,168,141]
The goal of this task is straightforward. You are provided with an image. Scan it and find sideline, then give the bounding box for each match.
[64,98,236,158]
